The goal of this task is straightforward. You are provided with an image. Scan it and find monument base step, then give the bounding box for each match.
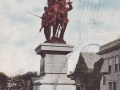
[34,73,75,84]
[34,84,76,90]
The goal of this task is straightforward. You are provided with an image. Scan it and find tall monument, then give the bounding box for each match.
[34,0,75,90]
[39,0,73,43]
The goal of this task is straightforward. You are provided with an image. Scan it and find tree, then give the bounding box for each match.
[10,71,38,90]
[86,58,104,90]
[21,71,38,90]
[21,71,38,80]
[83,58,104,90]
[92,58,104,90]
[84,68,94,90]
[0,72,9,90]
[75,53,88,90]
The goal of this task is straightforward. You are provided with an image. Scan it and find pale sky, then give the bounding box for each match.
[0,0,120,76]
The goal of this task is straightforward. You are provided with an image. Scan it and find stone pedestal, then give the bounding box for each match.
[34,43,75,90]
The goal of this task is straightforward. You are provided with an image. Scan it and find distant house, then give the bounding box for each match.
[24,77,40,90]
[31,77,40,90]
[6,80,11,90]
[0,81,8,90]
[98,38,120,90]
[80,52,100,68]
[68,52,100,89]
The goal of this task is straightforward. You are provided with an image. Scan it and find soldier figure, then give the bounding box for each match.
[40,6,54,42]
[49,0,60,39]
[58,0,73,39]
[40,0,73,43]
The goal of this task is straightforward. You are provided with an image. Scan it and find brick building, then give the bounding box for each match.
[98,38,120,90]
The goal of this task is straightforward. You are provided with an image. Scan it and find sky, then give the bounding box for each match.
[0,0,120,76]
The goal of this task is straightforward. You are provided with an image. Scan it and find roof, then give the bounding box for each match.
[100,38,120,51]
[81,52,100,68]
[31,77,39,83]
[97,38,120,54]
[68,52,100,79]
[68,52,100,74]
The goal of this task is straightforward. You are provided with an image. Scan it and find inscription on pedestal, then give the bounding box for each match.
[35,43,75,90]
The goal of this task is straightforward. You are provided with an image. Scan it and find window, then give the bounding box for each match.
[108,58,112,73]
[109,82,112,90]
[103,75,106,85]
[115,57,119,71]
[108,82,116,90]
[113,82,116,90]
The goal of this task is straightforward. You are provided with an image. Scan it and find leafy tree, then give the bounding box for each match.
[21,71,38,90]
[84,68,94,90]
[0,72,9,90]
[92,58,104,90]
[73,53,104,90]
[83,58,104,90]
[21,71,38,80]
[75,53,88,90]
[10,71,38,90]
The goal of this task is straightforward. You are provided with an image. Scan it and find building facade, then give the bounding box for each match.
[98,38,120,90]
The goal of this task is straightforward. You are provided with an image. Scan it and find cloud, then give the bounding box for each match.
[0,0,120,76]
[0,0,46,76]
[76,0,120,10]
[66,0,120,72]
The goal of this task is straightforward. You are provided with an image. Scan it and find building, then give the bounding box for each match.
[31,77,39,90]
[98,38,120,90]
[68,52,100,90]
